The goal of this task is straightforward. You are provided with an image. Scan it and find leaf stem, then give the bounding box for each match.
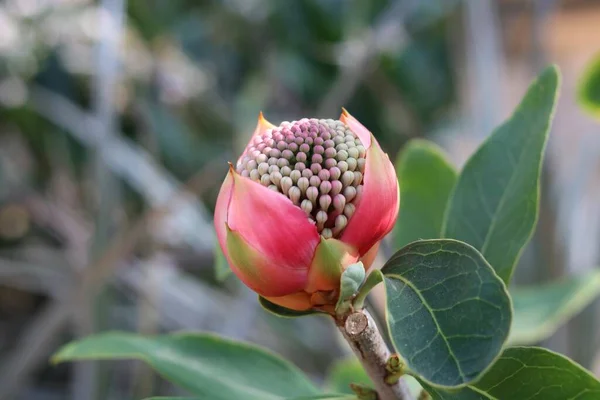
[338,310,414,400]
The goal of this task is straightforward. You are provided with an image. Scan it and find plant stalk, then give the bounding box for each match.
[338,310,414,400]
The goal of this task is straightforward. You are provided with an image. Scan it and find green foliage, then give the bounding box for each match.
[442,66,560,283]
[381,239,512,387]
[509,270,600,345]
[53,332,322,400]
[425,347,600,399]
[393,139,457,249]
[578,53,600,119]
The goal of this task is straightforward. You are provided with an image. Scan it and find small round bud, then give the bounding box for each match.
[324,147,336,158]
[334,214,348,233]
[288,142,298,152]
[269,148,281,158]
[268,165,280,174]
[277,158,289,168]
[297,177,309,194]
[256,154,268,163]
[270,171,282,186]
[294,162,306,171]
[289,186,301,205]
[277,140,287,151]
[282,149,294,159]
[301,199,313,216]
[336,143,348,151]
[311,163,322,175]
[309,176,321,187]
[318,169,331,181]
[250,170,261,181]
[324,139,335,149]
[338,160,349,173]
[241,169,250,178]
[348,147,359,159]
[314,145,325,155]
[299,143,310,153]
[247,160,258,171]
[296,152,307,162]
[268,184,279,192]
[302,168,313,178]
[258,162,269,175]
[316,210,328,227]
[344,203,356,218]
[330,180,343,196]
[357,145,366,158]
[320,180,332,194]
[357,158,366,173]
[319,194,332,211]
[281,166,292,176]
[280,176,293,194]
[341,171,355,187]
[329,166,341,180]
[337,150,348,161]
[353,171,363,186]
[324,158,337,169]
[312,154,323,164]
[321,228,333,239]
[307,187,319,204]
[347,157,358,171]
[290,169,302,183]
[260,174,271,186]
[333,194,346,212]
[343,186,357,202]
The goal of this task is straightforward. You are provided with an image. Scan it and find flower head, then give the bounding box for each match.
[215,110,399,312]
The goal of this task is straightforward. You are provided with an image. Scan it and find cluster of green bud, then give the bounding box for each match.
[236,118,366,238]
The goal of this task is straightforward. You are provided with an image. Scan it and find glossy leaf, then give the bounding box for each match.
[442,66,560,283]
[381,240,512,387]
[425,347,600,399]
[394,139,457,249]
[509,270,600,344]
[53,332,320,400]
[578,53,600,119]
[259,296,324,318]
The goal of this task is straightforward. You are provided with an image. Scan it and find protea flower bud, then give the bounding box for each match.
[214,109,399,312]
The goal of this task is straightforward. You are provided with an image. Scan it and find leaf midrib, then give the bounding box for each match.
[386,274,467,383]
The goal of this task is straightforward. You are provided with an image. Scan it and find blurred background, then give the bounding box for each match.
[0,0,599,399]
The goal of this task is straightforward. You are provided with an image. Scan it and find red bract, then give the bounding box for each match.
[214,110,399,312]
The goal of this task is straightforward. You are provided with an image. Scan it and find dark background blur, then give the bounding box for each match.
[0,0,599,399]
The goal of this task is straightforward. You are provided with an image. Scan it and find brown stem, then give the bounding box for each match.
[338,310,414,400]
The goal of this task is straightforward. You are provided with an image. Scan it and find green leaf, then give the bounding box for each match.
[258,296,324,318]
[381,239,512,387]
[214,241,232,282]
[336,262,366,312]
[442,66,560,283]
[578,53,600,119]
[394,139,457,249]
[425,347,600,399]
[144,398,199,400]
[326,358,373,394]
[53,332,320,400]
[509,270,600,345]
